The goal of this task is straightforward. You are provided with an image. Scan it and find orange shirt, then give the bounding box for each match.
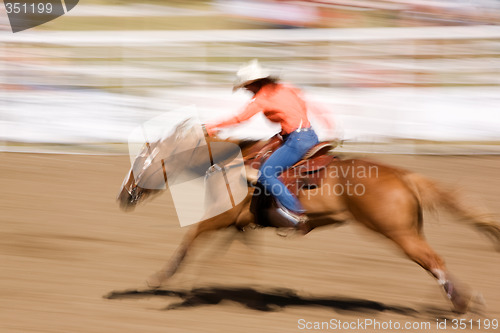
[206,83,315,136]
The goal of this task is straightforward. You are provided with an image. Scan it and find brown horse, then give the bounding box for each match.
[117,121,500,313]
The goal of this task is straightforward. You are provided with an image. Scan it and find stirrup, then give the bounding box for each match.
[274,206,311,235]
[276,206,308,224]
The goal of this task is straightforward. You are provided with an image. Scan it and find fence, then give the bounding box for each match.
[1,26,500,144]
[2,26,500,89]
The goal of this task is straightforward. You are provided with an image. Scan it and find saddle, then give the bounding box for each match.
[244,135,337,193]
[245,135,337,227]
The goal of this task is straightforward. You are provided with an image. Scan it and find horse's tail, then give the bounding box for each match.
[402,172,500,251]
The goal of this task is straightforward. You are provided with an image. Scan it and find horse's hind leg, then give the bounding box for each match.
[389,233,472,313]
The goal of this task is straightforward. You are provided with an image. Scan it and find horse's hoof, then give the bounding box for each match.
[275,223,311,238]
[451,289,473,314]
[276,227,294,237]
[296,220,312,235]
[146,271,166,289]
[275,227,305,238]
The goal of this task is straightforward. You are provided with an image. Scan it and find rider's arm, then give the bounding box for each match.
[205,99,262,136]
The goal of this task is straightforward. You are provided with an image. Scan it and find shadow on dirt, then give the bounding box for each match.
[105,286,418,315]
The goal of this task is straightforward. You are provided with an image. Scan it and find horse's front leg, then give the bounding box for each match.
[146,199,250,288]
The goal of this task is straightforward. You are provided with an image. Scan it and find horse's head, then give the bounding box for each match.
[117,142,162,211]
[117,119,206,211]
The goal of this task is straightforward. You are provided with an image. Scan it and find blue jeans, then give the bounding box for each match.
[257,129,319,214]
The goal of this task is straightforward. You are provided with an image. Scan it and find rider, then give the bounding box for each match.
[205,59,335,233]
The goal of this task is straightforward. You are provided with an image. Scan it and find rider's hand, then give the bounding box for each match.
[203,124,219,137]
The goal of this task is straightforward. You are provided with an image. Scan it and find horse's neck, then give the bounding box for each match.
[159,135,264,174]
[208,137,265,159]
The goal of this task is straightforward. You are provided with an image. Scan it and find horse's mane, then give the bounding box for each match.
[236,139,262,150]
[172,118,197,141]
[147,119,268,164]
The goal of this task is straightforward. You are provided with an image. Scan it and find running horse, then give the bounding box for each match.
[117,120,500,313]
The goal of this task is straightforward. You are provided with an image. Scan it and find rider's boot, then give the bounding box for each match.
[275,205,312,235]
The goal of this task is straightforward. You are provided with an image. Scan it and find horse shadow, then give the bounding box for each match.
[104,286,419,315]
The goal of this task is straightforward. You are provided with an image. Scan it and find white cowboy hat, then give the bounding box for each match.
[232,59,272,92]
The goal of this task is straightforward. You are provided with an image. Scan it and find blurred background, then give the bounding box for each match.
[2,3,500,332]
[1,0,500,154]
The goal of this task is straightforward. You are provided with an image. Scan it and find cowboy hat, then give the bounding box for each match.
[232,59,273,92]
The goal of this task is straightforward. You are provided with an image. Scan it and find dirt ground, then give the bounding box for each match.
[1,152,499,333]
